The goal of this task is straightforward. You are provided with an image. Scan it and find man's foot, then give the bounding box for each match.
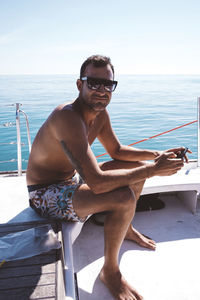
[100,267,143,300]
[125,225,156,250]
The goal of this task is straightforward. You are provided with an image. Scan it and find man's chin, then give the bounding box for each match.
[82,98,108,112]
[91,103,107,111]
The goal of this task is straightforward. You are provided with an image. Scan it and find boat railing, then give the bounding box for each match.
[16,103,32,176]
[0,98,200,176]
[198,97,200,167]
[0,103,32,176]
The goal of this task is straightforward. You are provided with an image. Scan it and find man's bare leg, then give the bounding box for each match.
[73,184,143,300]
[126,178,156,250]
[99,159,156,250]
[100,190,143,300]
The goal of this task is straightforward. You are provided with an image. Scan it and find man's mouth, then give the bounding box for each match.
[92,94,109,100]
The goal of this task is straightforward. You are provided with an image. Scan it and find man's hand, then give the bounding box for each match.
[150,151,184,177]
[155,147,192,163]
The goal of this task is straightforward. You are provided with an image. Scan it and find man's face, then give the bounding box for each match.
[77,64,114,112]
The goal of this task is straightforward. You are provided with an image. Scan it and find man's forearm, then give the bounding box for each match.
[111,145,161,162]
[91,150,184,194]
[90,164,154,194]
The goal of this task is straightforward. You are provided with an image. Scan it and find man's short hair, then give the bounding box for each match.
[80,55,115,79]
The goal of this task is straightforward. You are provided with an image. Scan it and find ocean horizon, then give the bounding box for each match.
[0,74,199,172]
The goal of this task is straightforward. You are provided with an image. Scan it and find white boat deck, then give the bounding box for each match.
[73,192,200,300]
[0,163,200,300]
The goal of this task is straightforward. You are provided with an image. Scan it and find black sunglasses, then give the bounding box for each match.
[81,76,118,92]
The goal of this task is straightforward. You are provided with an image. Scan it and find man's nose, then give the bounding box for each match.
[97,84,106,93]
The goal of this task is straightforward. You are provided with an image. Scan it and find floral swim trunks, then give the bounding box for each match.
[28,173,86,222]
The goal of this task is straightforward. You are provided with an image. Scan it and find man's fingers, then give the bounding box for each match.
[166,147,192,156]
[187,149,192,154]
[166,147,185,153]
[164,151,177,159]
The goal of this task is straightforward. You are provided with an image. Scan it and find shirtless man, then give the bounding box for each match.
[26,55,187,300]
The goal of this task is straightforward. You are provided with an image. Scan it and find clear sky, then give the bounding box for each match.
[0,0,200,75]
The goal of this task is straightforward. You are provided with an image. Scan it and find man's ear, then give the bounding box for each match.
[76,79,82,91]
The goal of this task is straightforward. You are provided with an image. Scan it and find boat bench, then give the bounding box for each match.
[141,168,200,214]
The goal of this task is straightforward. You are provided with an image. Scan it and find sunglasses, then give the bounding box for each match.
[81,76,118,92]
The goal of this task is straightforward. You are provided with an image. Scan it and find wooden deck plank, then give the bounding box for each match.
[0,273,55,289]
[0,284,56,300]
[30,284,56,299]
[1,250,59,268]
[0,262,55,278]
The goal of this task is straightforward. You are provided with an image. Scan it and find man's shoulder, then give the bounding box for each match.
[49,102,85,137]
[51,102,81,123]
[54,102,75,114]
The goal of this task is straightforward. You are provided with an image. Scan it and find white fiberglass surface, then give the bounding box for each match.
[73,193,200,300]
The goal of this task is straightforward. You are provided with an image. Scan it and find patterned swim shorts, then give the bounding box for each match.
[28,173,86,222]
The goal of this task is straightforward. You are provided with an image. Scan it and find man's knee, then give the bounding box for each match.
[116,186,136,209]
[131,179,146,201]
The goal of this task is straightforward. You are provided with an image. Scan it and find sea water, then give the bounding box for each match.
[0,74,199,172]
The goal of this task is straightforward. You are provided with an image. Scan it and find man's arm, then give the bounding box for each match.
[53,110,183,195]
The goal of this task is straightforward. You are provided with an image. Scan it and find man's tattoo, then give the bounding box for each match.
[60,140,86,181]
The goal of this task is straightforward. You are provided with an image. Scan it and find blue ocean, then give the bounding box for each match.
[0,74,199,172]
